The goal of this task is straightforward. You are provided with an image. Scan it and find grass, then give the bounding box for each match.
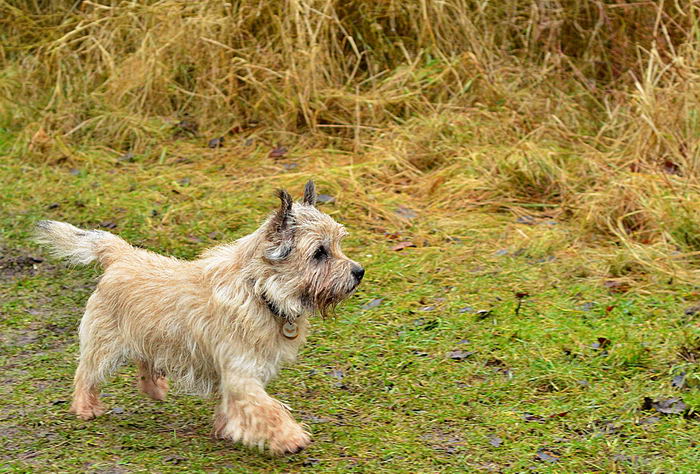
[3,1,700,471]
[2,134,700,472]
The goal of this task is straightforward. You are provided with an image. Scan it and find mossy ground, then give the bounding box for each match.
[1,135,700,472]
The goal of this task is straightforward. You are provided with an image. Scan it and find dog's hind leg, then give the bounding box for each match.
[136,360,169,401]
[70,304,125,420]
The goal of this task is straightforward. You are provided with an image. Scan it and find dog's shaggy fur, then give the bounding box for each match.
[35,181,363,455]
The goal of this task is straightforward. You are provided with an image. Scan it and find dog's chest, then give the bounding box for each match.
[274,318,309,362]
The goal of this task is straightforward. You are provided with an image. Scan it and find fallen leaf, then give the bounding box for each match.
[99,221,117,229]
[326,368,346,389]
[604,280,630,293]
[163,455,185,465]
[327,369,344,380]
[361,298,383,310]
[394,206,418,220]
[488,436,503,447]
[535,448,560,463]
[208,136,224,148]
[446,350,475,361]
[662,159,681,175]
[174,119,198,136]
[411,318,439,330]
[118,151,135,163]
[548,411,569,419]
[391,241,416,251]
[420,431,464,455]
[515,215,536,225]
[638,416,660,425]
[317,193,335,204]
[302,458,321,467]
[523,413,546,423]
[591,337,611,350]
[644,397,688,415]
[672,372,686,389]
[269,145,288,158]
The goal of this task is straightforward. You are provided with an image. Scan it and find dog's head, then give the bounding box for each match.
[258,181,363,318]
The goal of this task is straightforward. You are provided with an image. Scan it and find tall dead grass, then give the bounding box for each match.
[3,0,700,280]
[0,1,690,145]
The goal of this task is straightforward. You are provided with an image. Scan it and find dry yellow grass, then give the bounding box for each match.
[3,0,700,281]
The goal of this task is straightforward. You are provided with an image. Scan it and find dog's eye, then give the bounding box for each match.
[313,246,328,261]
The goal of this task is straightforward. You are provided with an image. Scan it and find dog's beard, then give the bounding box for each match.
[261,274,358,320]
[306,274,359,318]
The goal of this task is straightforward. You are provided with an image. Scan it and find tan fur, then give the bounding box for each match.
[35,182,363,455]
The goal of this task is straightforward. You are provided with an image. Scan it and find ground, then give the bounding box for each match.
[2,137,700,472]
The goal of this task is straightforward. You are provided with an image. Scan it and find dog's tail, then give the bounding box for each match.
[35,220,132,268]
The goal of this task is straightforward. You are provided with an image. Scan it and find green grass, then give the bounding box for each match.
[2,139,700,472]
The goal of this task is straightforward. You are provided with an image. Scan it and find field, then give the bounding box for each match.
[2,1,700,472]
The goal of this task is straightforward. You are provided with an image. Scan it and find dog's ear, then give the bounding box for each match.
[265,189,294,261]
[271,189,293,234]
[303,180,317,206]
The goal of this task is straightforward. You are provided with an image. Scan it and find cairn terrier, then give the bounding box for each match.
[35,181,364,455]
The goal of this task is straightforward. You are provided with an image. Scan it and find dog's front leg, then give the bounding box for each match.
[213,376,310,455]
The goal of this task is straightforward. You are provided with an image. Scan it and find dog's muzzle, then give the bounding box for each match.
[351,265,365,284]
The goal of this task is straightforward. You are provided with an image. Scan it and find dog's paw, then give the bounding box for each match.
[138,375,169,401]
[69,402,106,420]
[269,425,311,455]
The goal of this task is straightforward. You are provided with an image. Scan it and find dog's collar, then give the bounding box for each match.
[261,294,293,322]
[261,294,299,339]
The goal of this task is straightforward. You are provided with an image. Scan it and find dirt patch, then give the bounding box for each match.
[8,330,41,347]
[420,429,466,454]
[0,247,46,280]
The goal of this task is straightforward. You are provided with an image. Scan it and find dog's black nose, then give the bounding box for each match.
[351,265,365,283]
